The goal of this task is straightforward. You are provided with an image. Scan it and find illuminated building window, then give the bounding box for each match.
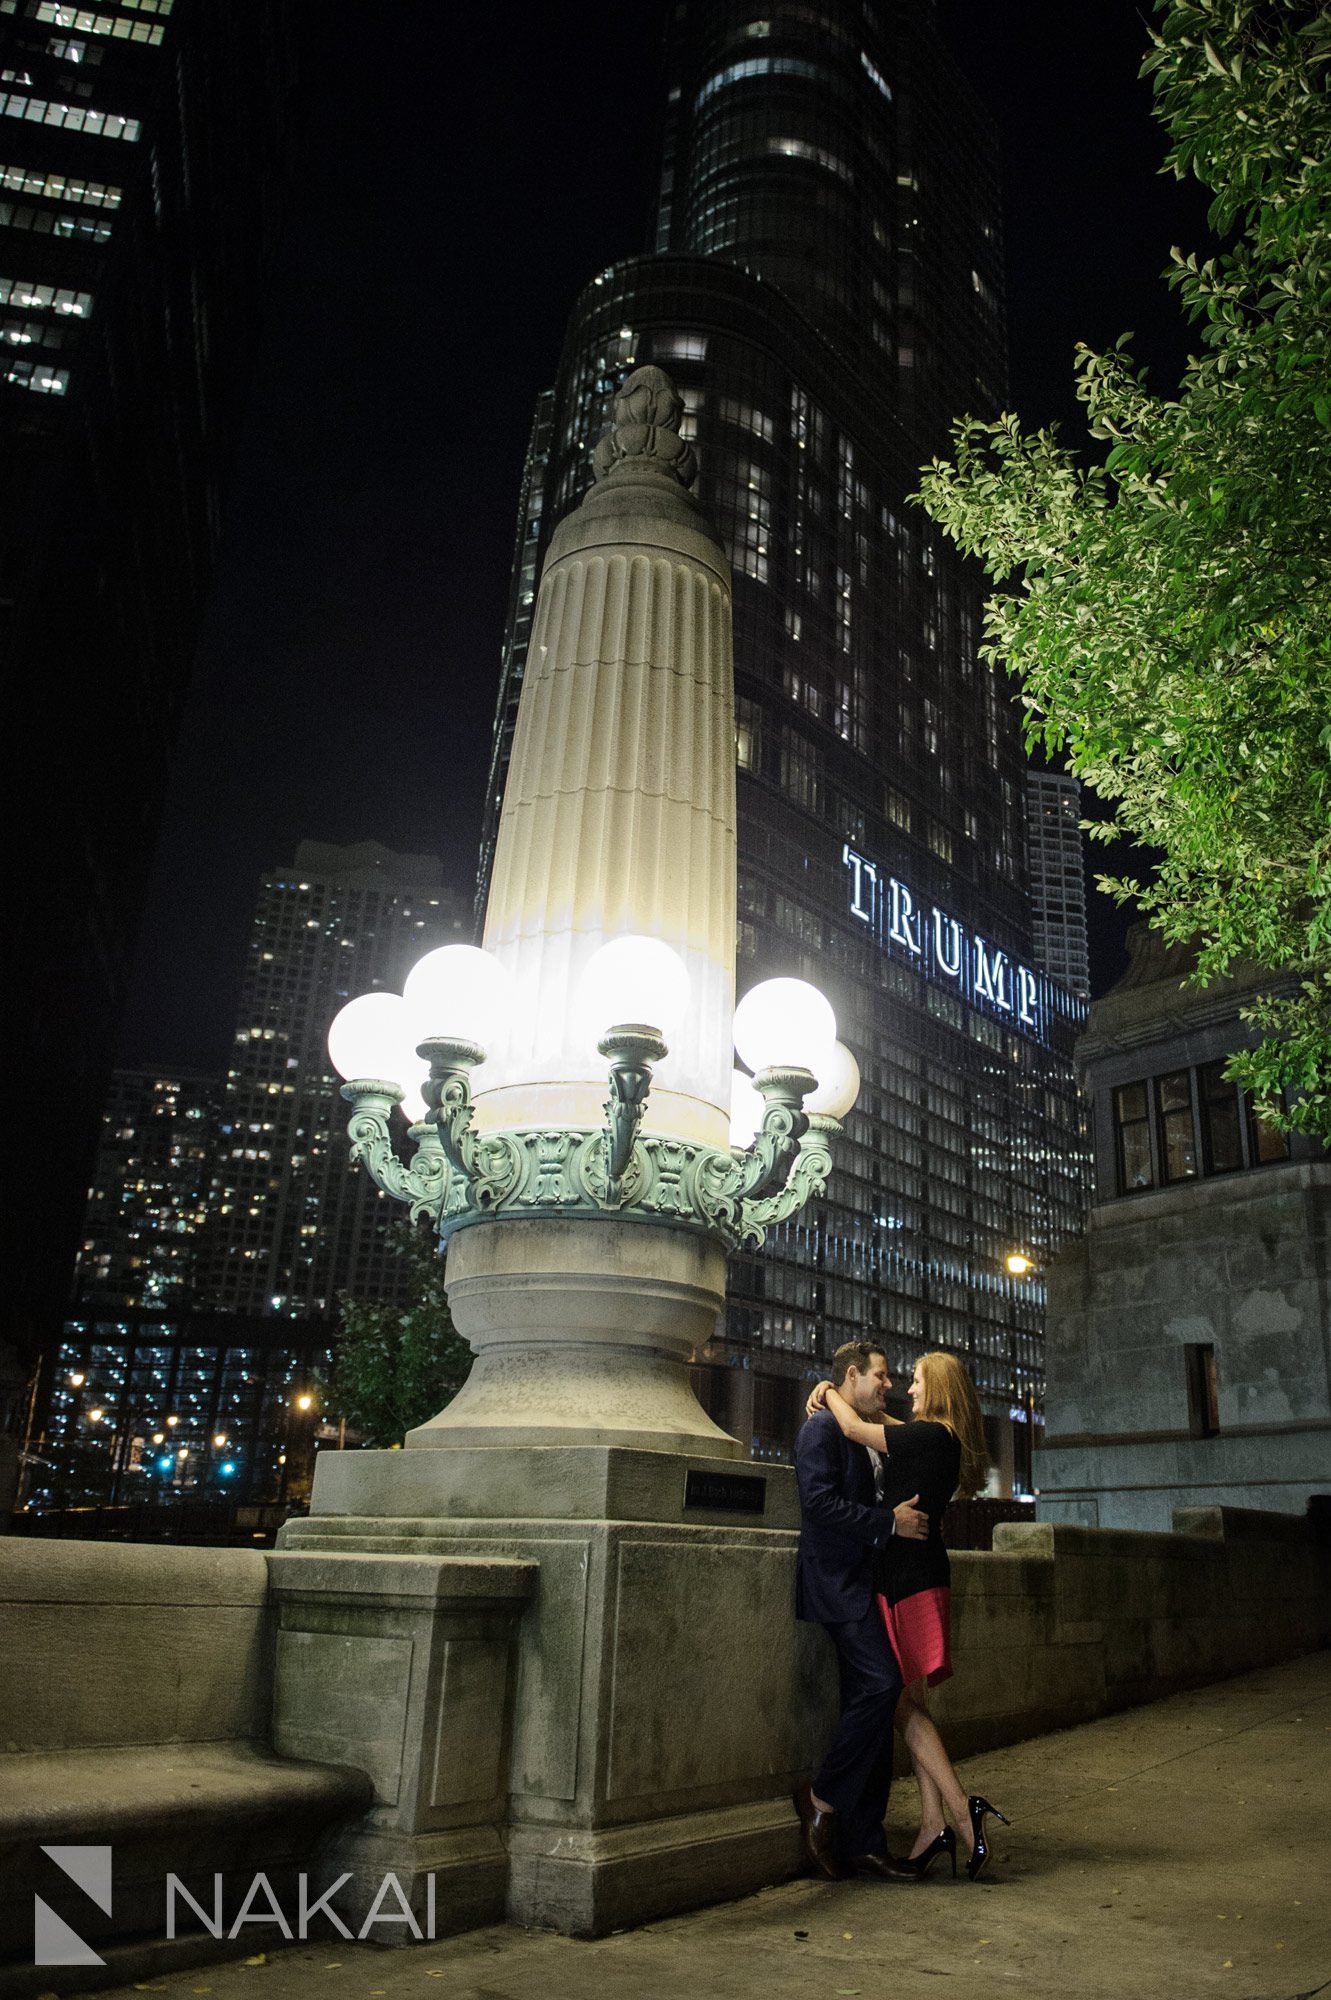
[0,200,112,241]
[860,50,892,100]
[1,317,64,347]
[0,93,142,141]
[3,356,68,392]
[694,56,825,110]
[35,3,166,41]
[764,138,854,184]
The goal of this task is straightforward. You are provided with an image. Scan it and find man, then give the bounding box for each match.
[793,1339,926,1881]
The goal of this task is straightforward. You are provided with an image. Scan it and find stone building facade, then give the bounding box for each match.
[1036,925,1330,1530]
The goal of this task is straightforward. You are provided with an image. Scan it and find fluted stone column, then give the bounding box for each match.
[477,365,736,1148]
[404,370,740,1456]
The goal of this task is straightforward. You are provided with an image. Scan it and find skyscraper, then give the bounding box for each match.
[1,0,296,1366]
[1024,772,1091,1001]
[478,0,1090,1475]
[75,1069,219,1310]
[24,843,471,1523]
[202,841,468,1319]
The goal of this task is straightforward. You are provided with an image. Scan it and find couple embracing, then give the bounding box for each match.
[792,1341,1008,1882]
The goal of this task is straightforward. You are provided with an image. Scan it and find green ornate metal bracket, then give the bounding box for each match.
[342,1081,449,1227]
[341,1041,840,1252]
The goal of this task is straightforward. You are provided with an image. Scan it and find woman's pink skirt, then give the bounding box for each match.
[876,1586,953,1688]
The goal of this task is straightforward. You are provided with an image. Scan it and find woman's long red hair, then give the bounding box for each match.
[915,1350,989,1499]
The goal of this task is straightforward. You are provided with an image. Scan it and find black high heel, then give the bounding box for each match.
[966,1795,1011,1880]
[904,1826,957,1878]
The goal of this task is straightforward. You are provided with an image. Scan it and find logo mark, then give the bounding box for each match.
[34,1845,112,1966]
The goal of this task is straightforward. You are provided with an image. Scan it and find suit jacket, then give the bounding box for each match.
[794,1408,896,1624]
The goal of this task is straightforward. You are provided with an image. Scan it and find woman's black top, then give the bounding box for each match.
[872,1419,961,1603]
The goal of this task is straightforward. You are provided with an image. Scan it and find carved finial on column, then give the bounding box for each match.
[591,365,697,488]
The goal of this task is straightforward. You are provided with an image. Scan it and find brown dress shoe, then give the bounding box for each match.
[792,1779,844,1879]
[849,1851,920,1882]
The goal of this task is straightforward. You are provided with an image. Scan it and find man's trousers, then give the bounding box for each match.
[813,1602,902,1859]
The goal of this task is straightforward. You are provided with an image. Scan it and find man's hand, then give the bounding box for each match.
[805,1379,832,1418]
[893,1493,927,1540]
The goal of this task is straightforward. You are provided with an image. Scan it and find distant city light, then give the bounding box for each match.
[295,1393,313,1412]
[68,1372,85,1388]
[87,1407,104,1422]
[166,1414,180,1427]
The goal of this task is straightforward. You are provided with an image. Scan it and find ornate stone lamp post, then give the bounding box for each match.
[273,369,860,1938]
[327,369,858,1454]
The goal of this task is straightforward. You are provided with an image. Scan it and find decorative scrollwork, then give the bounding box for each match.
[736,1116,837,1249]
[341,1083,450,1221]
[598,1026,668,1206]
[340,1054,840,1253]
[421,1044,523,1218]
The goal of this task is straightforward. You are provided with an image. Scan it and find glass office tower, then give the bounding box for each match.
[1,0,296,1372]
[478,0,1090,1475]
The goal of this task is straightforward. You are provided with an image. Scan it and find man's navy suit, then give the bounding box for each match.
[794,1408,902,1860]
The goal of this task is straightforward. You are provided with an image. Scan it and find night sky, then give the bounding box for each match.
[117,0,1215,1075]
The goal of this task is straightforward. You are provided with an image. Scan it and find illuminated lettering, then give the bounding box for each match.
[973,937,1012,1012]
[1016,965,1039,1029]
[839,845,1051,1043]
[888,878,923,956]
[932,908,963,980]
[843,843,877,924]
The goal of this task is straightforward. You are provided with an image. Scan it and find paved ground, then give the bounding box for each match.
[97,1651,1330,2000]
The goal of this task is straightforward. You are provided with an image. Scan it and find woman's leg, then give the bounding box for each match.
[894,1684,946,1859]
[895,1685,974,1852]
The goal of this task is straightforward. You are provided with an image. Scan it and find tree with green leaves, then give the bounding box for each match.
[331,1221,472,1448]
[916,0,1331,1138]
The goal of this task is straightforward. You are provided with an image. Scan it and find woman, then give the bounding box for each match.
[807,1350,1009,1879]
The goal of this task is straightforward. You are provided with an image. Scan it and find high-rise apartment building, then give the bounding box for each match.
[202,842,468,1319]
[1,0,296,1366]
[75,1070,218,1309]
[22,843,471,1523]
[1024,772,1091,1001]
[478,0,1090,1473]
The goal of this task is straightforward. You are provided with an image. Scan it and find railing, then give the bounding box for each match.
[941,1497,1035,1551]
[7,1499,298,1545]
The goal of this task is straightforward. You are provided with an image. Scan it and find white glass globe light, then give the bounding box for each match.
[402,944,514,1049]
[577,934,691,1043]
[397,1061,432,1126]
[802,1039,861,1120]
[729,1067,766,1149]
[328,992,420,1086]
[732,977,837,1076]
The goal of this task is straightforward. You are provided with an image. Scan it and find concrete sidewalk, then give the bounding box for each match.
[96,1650,1330,2000]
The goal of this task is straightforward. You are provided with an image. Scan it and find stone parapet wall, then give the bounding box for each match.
[0,1501,1328,1964]
[929,1505,1331,1762]
[0,1539,272,1753]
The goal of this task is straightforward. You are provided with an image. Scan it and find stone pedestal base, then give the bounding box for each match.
[279,1443,835,1935]
[268,1551,537,1938]
[412,1218,741,1459]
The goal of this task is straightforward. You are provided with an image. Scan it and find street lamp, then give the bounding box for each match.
[329,952,855,1253]
[1004,1251,1035,1277]
[322,369,863,1458]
